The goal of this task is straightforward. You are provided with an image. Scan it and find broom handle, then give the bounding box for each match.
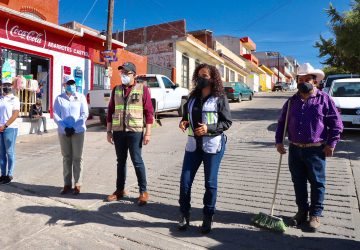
[270,99,291,216]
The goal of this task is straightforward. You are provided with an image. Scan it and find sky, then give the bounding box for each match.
[59,0,352,69]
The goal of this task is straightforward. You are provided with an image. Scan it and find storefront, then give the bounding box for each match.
[0,7,126,120]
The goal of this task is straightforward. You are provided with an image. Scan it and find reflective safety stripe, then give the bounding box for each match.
[186,96,222,153]
[115,89,123,96]
[127,105,144,111]
[115,104,143,111]
[115,104,125,110]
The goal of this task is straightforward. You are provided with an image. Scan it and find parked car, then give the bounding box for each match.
[322,74,359,93]
[329,78,360,130]
[272,82,289,92]
[223,82,253,102]
[88,74,189,125]
[136,74,189,116]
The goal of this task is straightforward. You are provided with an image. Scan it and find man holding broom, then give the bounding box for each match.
[275,63,343,232]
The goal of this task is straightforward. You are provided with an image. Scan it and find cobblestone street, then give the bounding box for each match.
[1,92,359,249]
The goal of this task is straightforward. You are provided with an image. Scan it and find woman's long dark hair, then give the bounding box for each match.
[189,63,225,98]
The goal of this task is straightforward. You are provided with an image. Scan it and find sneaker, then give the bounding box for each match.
[37,131,43,135]
[177,214,190,231]
[309,216,321,232]
[201,215,213,234]
[1,176,13,185]
[290,210,308,226]
[0,176,6,184]
[44,130,48,133]
[138,192,149,206]
[105,190,128,202]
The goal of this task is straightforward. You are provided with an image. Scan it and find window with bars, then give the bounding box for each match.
[230,70,235,82]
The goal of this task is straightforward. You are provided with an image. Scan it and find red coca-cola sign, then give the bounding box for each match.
[5,19,46,48]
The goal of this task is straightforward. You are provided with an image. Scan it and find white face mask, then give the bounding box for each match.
[121,74,131,85]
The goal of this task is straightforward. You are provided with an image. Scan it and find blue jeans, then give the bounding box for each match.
[113,131,147,193]
[288,144,326,216]
[0,128,18,176]
[179,135,226,217]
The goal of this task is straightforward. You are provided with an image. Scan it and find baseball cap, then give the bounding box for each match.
[64,75,76,85]
[118,62,136,74]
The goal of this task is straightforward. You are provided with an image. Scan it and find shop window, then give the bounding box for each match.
[1,48,50,115]
[93,64,105,89]
[181,55,189,88]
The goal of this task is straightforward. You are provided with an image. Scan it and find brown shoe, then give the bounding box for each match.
[73,185,81,195]
[290,210,308,226]
[105,190,128,202]
[60,185,72,195]
[138,192,149,206]
[309,216,321,232]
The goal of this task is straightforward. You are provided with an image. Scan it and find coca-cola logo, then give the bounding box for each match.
[10,25,43,44]
[6,19,46,48]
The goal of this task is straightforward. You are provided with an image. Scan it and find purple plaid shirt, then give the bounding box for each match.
[275,90,343,148]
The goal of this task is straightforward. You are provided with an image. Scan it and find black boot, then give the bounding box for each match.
[201,215,213,234]
[177,213,190,231]
[290,210,308,226]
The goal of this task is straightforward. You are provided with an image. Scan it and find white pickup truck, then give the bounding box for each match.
[88,74,189,125]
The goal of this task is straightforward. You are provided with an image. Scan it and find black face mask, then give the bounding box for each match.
[1,87,12,94]
[297,82,313,94]
[196,77,211,89]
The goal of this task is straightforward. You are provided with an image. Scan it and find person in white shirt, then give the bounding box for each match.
[53,77,89,195]
[0,82,20,184]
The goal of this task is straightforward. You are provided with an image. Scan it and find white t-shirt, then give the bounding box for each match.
[0,94,21,128]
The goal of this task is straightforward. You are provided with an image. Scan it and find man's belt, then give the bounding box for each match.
[291,142,324,148]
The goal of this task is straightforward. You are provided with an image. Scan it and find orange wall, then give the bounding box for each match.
[110,50,147,89]
[0,0,58,24]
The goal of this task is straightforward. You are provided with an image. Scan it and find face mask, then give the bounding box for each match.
[65,85,76,94]
[196,77,211,89]
[297,82,313,94]
[1,86,12,94]
[121,74,131,85]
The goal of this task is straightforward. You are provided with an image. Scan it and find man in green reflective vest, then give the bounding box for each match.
[105,62,153,205]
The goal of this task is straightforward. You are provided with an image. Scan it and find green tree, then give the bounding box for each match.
[315,0,360,74]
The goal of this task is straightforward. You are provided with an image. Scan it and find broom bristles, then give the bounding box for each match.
[252,212,287,232]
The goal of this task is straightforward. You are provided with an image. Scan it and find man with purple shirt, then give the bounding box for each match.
[275,63,343,232]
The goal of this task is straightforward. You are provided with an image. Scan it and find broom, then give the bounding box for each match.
[252,100,291,233]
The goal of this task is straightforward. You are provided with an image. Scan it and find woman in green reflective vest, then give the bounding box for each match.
[177,63,232,234]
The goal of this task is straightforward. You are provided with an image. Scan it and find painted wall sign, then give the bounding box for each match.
[1,18,92,59]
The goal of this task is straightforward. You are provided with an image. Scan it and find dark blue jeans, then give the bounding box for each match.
[179,135,226,217]
[113,131,147,193]
[288,144,326,217]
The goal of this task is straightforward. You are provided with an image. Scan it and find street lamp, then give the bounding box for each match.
[266,51,281,85]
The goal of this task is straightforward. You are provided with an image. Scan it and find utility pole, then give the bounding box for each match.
[123,19,126,44]
[277,52,280,84]
[104,0,114,89]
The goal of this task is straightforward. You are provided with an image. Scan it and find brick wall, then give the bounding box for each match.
[0,0,58,24]
[114,19,186,46]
